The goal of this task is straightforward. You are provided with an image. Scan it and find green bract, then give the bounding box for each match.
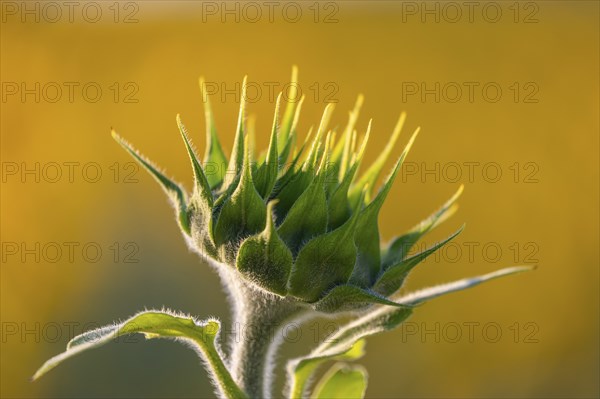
[34,68,533,399]
[113,71,452,309]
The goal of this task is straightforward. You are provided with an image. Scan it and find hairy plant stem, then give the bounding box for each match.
[219,266,306,398]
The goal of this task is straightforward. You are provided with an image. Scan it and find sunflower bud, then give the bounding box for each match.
[112,67,465,314]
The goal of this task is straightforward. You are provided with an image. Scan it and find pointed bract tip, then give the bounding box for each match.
[264,199,279,232]
[304,127,313,144]
[496,265,537,276]
[454,184,465,199]
[365,118,373,136]
[266,199,279,215]
[356,128,371,161]
[362,183,370,196]
[412,126,421,137]
[317,130,333,173]
[315,103,335,140]
[198,77,211,104]
[330,131,337,151]
[404,127,420,153]
[357,183,370,207]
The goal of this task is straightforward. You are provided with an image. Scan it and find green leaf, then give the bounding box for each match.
[246,114,257,163]
[350,130,418,287]
[272,127,312,200]
[348,113,410,208]
[302,104,335,172]
[327,125,370,231]
[274,113,327,221]
[214,135,267,253]
[277,174,327,255]
[199,77,228,189]
[236,200,293,296]
[373,225,465,296]
[279,65,300,154]
[287,304,411,399]
[279,95,304,166]
[210,171,242,246]
[382,185,463,268]
[288,340,367,399]
[313,285,412,313]
[111,130,190,234]
[289,265,533,398]
[287,188,363,302]
[312,363,368,399]
[277,129,335,255]
[222,75,248,192]
[187,200,219,259]
[253,94,281,198]
[331,94,364,181]
[326,168,355,231]
[176,114,214,208]
[322,131,341,198]
[312,307,413,359]
[391,265,535,305]
[316,129,337,197]
[272,168,314,223]
[32,310,247,399]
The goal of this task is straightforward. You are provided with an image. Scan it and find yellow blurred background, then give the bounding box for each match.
[1,1,598,398]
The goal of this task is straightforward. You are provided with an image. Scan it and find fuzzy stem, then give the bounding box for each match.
[189,335,248,399]
[227,279,305,398]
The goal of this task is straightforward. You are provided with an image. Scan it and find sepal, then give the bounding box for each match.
[236,200,293,296]
[111,130,191,234]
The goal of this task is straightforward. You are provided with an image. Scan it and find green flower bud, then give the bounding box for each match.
[112,67,466,314]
